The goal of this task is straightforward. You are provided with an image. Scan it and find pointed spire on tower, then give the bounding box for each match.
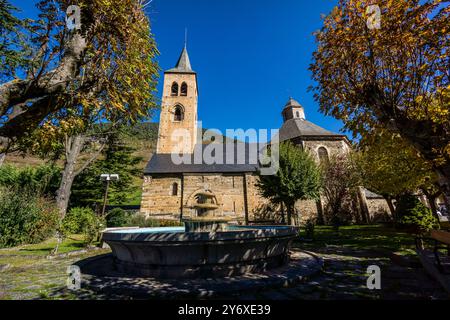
[166,34,195,74]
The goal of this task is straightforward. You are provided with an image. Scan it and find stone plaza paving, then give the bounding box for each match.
[1,243,448,300]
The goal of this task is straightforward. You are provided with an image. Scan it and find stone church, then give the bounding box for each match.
[140,46,390,224]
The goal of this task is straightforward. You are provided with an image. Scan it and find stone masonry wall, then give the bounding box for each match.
[140,175,182,219]
[141,173,253,222]
[367,198,391,222]
[181,174,246,220]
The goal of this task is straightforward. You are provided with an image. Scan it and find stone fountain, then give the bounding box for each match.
[102,192,298,279]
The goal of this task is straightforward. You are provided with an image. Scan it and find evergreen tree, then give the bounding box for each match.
[70,131,142,210]
[0,0,28,81]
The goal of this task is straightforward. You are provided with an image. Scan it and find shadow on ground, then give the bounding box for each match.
[43,246,449,300]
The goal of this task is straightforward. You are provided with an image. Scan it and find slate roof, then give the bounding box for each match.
[283,97,303,109]
[278,118,347,142]
[165,46,195,74]
[144,143,263,174]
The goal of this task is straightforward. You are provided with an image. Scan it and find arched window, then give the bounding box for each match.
[171,183,178,196]
[180,82,188,96]
[171,82,179,96]
[173,105,184,121]
[318,147,329,164]
[296,111,300,118]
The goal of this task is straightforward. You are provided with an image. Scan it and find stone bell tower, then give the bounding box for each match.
[156,45,198,154]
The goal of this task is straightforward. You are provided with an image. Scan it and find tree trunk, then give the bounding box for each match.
[0,137,8,167]
[384,196,395,216]
[436,171,450,211]
[56,135,85,218]
[286,203,294,226]
[421,189,439,219]
[384,195,397,226]
[427,195,439,218]
[280,202,286,225]
[316,199,325,225]
[357,186,370,224]
[351,196,362,224]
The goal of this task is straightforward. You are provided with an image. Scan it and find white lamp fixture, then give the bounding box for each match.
[100,174,120,181]
[100,173,120,216]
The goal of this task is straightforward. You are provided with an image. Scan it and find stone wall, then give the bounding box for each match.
[141,173,259,222]
[182,174,246,220]
[245,174,269,221]
[140,175,182,219]
[303,139,350,162]
[295,200,320,223]
[366,198,391,222]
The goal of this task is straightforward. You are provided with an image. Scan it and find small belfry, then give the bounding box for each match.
[282,97,305,122]
[156,44,198,154]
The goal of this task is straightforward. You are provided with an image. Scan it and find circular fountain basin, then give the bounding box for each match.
[102,225,298,279]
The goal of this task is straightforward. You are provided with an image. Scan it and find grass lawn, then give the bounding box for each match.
[0,235,90,256]
[0,235,109,300]
[298,224,417,256]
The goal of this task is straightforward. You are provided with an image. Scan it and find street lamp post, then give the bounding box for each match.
[100,174,119,216]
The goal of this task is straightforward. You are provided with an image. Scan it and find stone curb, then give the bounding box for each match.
[46,247,104,260]
[0,264,11,272]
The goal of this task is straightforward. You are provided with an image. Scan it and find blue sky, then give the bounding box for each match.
[10,0,348,139]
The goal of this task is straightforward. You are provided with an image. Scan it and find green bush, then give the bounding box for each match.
[125,214,182,228]
[0,188,59,248]
[303,218,316,239]
[62,207,105,246]
[396,194,439,233]
[0,164,60,196]
[106,208,130,227]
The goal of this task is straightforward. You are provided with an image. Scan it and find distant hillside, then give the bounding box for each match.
[3,122,237,206]
[4,122,160,169]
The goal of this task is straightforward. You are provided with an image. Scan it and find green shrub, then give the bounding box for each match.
[0,188,59,248]
[62,207,105,246]
[106,208,130,227]
[396,194,439,233]
[125,214,182,228]
[303,218,316,239]
[0,164,60,196]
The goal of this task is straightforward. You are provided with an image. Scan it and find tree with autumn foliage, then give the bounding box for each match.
[356,131,439,218]
[310,0,450,202]
[321,154,362,227]
[0,0,159,216]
